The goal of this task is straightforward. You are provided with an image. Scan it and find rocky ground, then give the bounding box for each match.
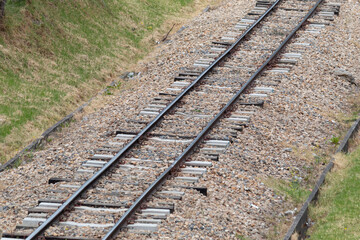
[1,0,359,239]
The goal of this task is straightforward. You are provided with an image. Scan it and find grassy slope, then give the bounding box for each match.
[309,148,360,239]
[0,0,195,163]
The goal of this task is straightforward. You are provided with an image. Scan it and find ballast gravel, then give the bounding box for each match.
[1,0,360,239]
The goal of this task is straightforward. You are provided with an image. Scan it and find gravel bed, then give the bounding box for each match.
[0,0,257,234]
[1,0,359,239]
[117,0,360,239]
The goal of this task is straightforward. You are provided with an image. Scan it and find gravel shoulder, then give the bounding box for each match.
[1,0,360,239]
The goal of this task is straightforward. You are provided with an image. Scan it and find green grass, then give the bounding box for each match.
[330,136,340,145]
[308,149,360,239]
[0,0,195,163]
[268,177,310,205]
[236,234,250,240]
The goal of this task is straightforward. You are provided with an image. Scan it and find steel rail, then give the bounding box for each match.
[26,1,281,239]
[104,0,324,239]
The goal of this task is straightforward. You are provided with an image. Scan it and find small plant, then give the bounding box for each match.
[12,158,22,168]
[61,119,75,129]
[270,28,286,36]
[267,225,281,239]
[314,154,328,165]
[104,83,121,96]
[25,151,34,160]
[104,88,113,95]
[330,136,340,145]
[236,234,249,240]
[269,176,309,204]
[314,154,322,164]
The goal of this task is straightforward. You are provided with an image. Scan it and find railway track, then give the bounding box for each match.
[1,0,340,239]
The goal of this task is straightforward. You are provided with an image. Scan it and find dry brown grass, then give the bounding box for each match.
[333,152,349,172]
[78,0,223,118]
[0,0,223,164]
[132,0,222,70]
[348,133,360,152]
